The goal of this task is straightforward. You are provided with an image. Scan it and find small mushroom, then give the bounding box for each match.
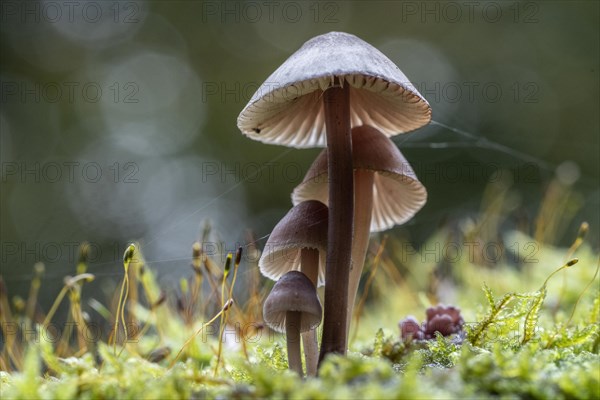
[260,200,328,285]
[259,200,327,376]
[239,32,430,361]
[263,271,322,376]
[293,125,427,336]
[399,304,465,343]
[400,316,424,341]
[423,304,464,338]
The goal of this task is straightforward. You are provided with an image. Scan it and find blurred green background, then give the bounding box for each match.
[1,0,598,299]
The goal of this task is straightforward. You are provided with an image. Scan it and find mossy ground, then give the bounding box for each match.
[1,183,598,399]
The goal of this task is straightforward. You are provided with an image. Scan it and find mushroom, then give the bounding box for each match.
[259,200,327,376]
[399,305,465,342]
[400,315,424,341]
[263,271,322,376]
[238,32,430,360]
[292,125,427,336]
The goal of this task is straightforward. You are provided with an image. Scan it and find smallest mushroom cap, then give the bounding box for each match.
[263,271,322,333]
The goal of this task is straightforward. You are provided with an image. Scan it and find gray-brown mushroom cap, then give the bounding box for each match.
[263,271,323,333]
[259,200,328,286]
[291,125,427,232]
[237,31,431,148]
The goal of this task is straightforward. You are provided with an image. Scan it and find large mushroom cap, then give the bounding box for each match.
[259,200,328,286]
[292,125,427,232]
[238,31,431,148]
[263,271,322,333]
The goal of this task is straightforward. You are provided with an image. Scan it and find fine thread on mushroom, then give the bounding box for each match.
[4,117,560,285]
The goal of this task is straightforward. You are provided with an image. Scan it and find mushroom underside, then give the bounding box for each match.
[293,171,427,232]
[260,245,327,286]
[238,75,431,148]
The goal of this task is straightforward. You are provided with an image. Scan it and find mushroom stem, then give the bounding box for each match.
[319,81,353,363]
[300,248,320,377]
[286,310,303,376]
[300,247,320,287]
[346,169,374,338]
[302,322,319,377]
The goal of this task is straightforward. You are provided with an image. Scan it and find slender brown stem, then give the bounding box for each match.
[301,248,320,286]
[346,169,374,338]
[351,235,387,344]
[300,248,320,376]
[319,81,353,364]
[286,311,303,376]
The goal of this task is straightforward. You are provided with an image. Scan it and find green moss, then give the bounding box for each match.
[1,229,598,399]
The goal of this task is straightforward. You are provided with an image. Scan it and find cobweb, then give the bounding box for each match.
[3,120,580,282]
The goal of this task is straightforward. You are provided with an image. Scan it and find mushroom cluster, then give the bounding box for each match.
[260,200,327,376]
[399,304,465,342]
[238,31,430,371]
